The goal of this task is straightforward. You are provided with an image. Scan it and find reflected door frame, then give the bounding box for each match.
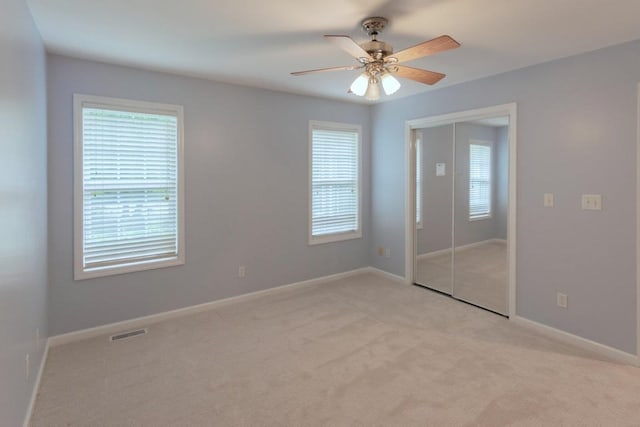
[404,103,517,318]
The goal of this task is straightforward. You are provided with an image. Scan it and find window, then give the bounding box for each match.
[74,95,184,279]
[469,141,492,220]
[415,135,423,229]
[309,121,361,244]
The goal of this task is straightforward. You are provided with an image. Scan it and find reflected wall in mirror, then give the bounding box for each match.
[453,119,509,314]
[414,124,454,295]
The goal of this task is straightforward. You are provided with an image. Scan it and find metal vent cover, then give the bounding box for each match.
[110,328,147,341]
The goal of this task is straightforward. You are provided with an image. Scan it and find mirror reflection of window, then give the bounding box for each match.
[469,142,492,220]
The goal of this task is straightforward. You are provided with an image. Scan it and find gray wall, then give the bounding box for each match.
[48,54,371,335]
[417,123,508,254]
[417,125,454,254]
[0,0,48,425]
[371,39,639,354]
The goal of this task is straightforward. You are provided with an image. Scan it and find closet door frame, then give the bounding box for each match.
[405,103,517,318]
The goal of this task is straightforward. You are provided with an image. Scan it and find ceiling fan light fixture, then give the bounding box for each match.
[381,73,401,95]
[290,17,460,100]
[350,73,369,96]
[365,78,380,101]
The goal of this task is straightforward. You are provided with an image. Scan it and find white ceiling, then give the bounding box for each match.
[26,0,640,104]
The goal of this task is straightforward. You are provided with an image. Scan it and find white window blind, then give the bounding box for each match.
[416,137,422,227]
[75,95,184,279]
[469,143,492,219]
[310,122,361,243]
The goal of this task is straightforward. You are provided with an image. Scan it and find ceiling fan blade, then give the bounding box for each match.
[389,35,460,64]
[291,65,363,76]
[392,65,446,85]
[324,35,373,61]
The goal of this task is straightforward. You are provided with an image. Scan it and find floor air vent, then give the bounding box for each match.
[110,328,147,341]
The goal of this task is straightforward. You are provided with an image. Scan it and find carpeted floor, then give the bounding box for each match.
[31,273,640,426]
[416,240,508,314]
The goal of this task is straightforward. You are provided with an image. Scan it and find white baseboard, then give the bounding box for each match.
[511,315,639,367]
[366,267,407,284]
[23,338,49,427]
[417,238,506,260]
[48,267,371,347]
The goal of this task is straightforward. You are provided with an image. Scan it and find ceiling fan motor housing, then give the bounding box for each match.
[360,40,393,60]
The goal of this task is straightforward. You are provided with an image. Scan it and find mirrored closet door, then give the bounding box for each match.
[414,124,454,295]
[414,117,509,315]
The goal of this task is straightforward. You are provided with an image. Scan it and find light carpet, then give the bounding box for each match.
[31,273,640,426]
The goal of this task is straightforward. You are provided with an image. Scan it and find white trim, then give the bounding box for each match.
[451,123,457,290]
[415,131,423,230]
[49,267,370,347]
[308,120,363,245]
[23,339,49,427]
[73,94,186,280]
[468,214,492,221]
[404,103,518,318]
[417,238,506,260]
[507,107,517,319]
[404,126,415,285]
[512,316,639,367]
[366,266,406,283]
[637,82,640,361]
[308,230,363,246]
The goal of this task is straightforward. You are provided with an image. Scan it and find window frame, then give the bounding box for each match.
[73,94,185,280]
[468,139,493,221]
[308,120,362,245]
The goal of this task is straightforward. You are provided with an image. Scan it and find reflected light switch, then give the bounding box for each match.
[436,163,446,176]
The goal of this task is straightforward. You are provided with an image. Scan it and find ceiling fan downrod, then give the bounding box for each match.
[360,17,393,60]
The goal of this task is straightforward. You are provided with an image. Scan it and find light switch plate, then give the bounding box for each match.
[544,193,554,207]
[581,194,602,210]
[557,292,568,308]
[436,163,446,176]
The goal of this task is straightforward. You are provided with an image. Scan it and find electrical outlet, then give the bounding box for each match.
[25,354,30,380]
[557,292,568,308]
[384,248,391,258]
[238,266,246,278]
[581,194,602,210]
[377,246,384,256]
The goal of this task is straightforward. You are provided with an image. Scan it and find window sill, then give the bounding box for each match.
[74,255,184,280]
[309,231,362,246]
[469,214,492,222]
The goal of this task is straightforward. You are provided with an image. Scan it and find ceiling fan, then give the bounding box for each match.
[291,17,460,100]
